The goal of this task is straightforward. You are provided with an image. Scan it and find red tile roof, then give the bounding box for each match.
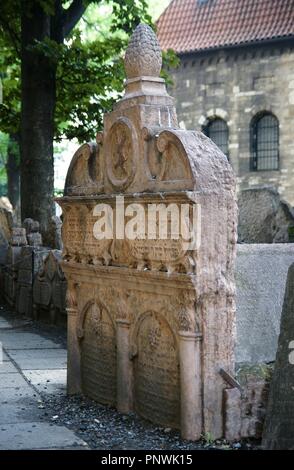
[157,0,294,54]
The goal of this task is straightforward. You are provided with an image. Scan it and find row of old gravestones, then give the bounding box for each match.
[0,216,67,325]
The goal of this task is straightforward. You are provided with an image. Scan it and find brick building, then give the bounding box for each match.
[157,0,294,205]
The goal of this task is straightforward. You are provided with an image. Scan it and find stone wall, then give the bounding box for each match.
[235,243,294,364]
[168,41,294,205]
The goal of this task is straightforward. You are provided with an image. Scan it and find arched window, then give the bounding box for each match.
[251,113,279,171]
[203,118,229,158]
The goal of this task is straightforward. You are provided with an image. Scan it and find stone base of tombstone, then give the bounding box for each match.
[57,24,237,441]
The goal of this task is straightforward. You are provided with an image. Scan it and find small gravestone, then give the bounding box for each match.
[262,263,294,449]
[0,207,13,264]
[33,250,67,324]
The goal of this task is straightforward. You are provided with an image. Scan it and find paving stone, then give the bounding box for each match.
[0,350,10,362]
[0,422,87,450]
[0,385,39,404]
[0,403,47,425]
[0,331,62,350]
[0,362,18,373]
[23,369,67,395]
[8,349,67,370]
[0,372,29,389]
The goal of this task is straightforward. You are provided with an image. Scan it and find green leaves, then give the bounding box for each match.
[0,0,178,145]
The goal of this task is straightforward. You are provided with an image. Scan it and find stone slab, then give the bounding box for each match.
[236,243,294,363]
[0,385,38,403]
[262,263,294,449]
[0,372,29,389]
[23,369,66,395]
[8,348,67,370]
[0,422,87,450]
[0,362,18,374]
[0,331,62,350]
[0,403,46,424]
[1,351,10,362]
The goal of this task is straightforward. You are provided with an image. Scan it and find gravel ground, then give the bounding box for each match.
[0,303,259,451]
[43,393,258,450]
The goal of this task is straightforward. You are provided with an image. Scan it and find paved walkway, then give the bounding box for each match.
[0,307,88,450]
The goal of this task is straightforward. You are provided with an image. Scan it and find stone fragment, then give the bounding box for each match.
[224,388,241,441]
[23,218,40,234]
[238,186,294,243]
[11,227,27,247]
[27,232,43,247]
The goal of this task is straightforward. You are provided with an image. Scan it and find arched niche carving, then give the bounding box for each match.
[64,142,103,196]
[155,130,193,182]
[78,299,117,405]
[130,310,180,428]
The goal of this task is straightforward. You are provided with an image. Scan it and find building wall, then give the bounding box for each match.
[169,41,294,205]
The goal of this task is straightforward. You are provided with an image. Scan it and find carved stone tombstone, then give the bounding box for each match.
[57,24,237,440]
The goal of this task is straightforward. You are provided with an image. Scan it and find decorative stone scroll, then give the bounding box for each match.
[57,24,237,440]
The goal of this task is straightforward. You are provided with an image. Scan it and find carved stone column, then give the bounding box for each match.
[66,281,81,395]
[116,319,133,413]
[178,331,202,440]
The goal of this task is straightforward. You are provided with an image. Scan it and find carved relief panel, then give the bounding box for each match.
[105,118,138,191]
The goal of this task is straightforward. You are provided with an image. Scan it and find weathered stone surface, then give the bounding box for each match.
[237,363,272,439]
[238,187,294,243]
[124,24,162,79]
[51,215,63,249]
[23,218,40,234]
[27,232,43,246]
[262,263,294,449]
[33,250,67,324]
[0,207,12,264]
[57,24,237,441]
[224,388,241,441]
[15,246,50,317]
[2,245,22,306]
[235,243,294,363]
[11,227,27,247]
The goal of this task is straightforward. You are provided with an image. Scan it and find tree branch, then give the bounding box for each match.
[62,0,87,38]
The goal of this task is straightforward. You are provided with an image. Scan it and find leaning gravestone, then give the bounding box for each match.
[262,263,294,449]
[57,24,237,440]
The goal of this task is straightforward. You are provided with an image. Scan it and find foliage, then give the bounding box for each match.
[0,0,178,144]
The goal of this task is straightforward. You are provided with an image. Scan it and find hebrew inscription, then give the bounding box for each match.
[81,302,116,405]
[134,313,180,428]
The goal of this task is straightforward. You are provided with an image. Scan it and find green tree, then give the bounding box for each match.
[0,0,152,243]
[0,1,177,242]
